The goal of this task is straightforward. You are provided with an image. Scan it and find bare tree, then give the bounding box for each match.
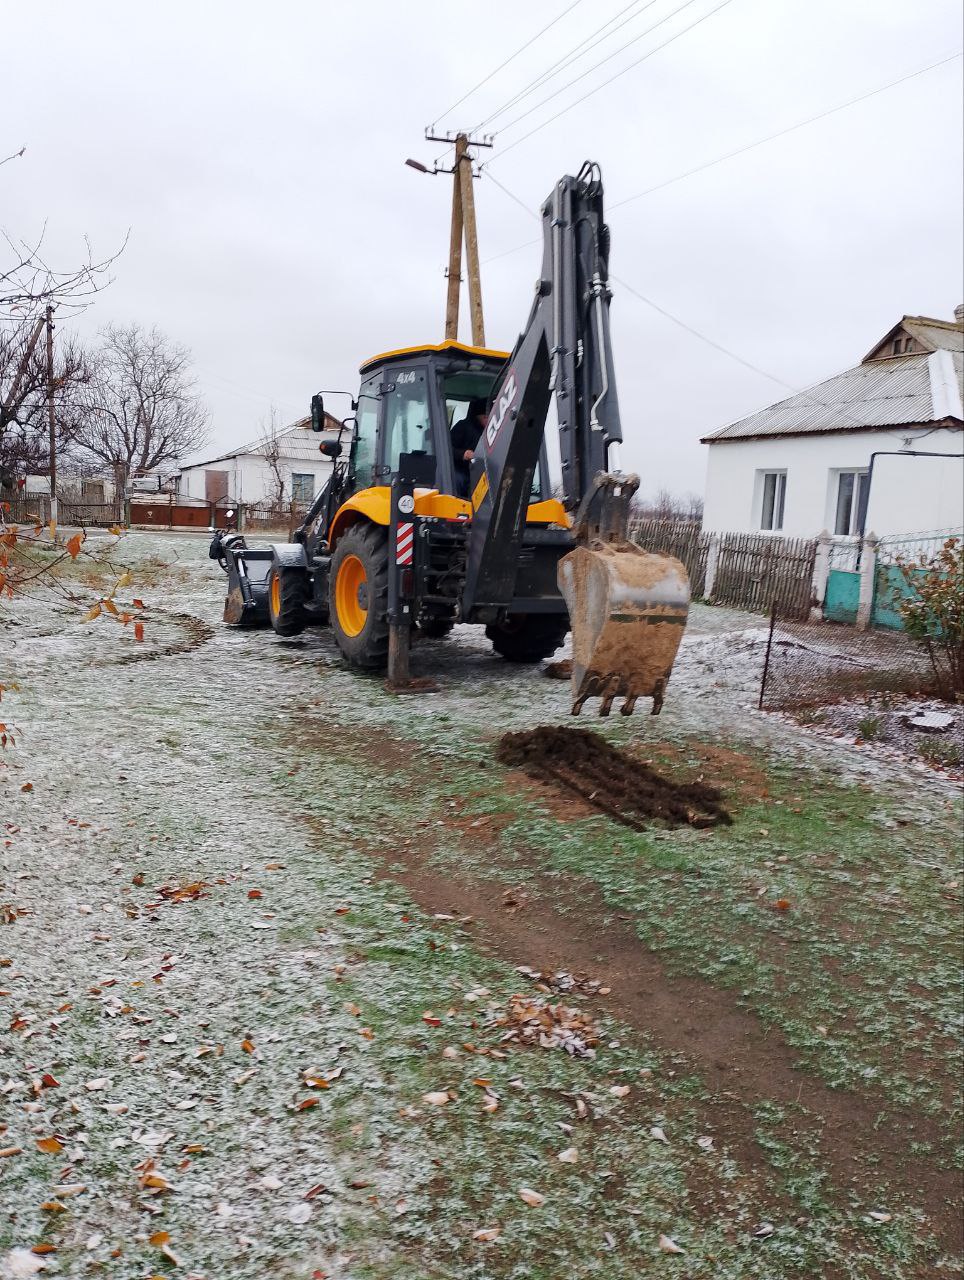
[2,148,126,322]
[681,491,704,523]
[0,318,90,479]
[74,323,209,487]
[258,406,286,507]
[2,226,125,321]
[634,487,705,524]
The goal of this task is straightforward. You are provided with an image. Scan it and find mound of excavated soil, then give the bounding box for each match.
[497,726,732,831]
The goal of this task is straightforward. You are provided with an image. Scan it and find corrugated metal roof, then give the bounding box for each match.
[182,416,340,470]
[704,350,964,442]
[903,317,964,353]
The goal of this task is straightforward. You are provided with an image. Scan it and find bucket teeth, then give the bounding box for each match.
[558,542,689,718]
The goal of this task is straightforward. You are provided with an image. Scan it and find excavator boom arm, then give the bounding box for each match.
[462,161,690,715]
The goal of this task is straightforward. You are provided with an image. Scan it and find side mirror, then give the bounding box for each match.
[310,393,325,432]
[319,440,343,458]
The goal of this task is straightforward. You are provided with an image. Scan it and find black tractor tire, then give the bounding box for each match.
[418,617,455,640]
[268,563,308,637]
[486,613,569,664]
[329,523,390,669]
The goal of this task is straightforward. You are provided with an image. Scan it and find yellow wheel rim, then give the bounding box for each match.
[335,554,368,637]
[270,573,281,617]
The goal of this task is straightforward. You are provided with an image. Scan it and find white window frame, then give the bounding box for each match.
[757,469,787,532]
[831,469,869,537]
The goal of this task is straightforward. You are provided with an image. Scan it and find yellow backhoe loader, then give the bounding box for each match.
[211,162,689,715]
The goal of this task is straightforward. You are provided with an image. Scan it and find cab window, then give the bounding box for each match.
[383,371,434,477]
[351,376,379,490]
[444,369,543,501]
[443,370,498,432]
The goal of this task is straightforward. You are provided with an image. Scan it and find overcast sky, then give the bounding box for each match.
[6,0,962,496]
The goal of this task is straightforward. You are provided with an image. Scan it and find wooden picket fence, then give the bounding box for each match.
[629,519,817,620]
[713,532,817,618]
[629,518,710,596]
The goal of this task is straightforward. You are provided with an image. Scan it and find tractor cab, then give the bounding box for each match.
[345,340,549,504]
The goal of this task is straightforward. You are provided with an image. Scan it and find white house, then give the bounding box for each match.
[177,414,341,508]
[702,309,964,539]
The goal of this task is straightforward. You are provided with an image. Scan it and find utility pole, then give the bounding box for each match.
[457,138,485,348]
[444,135,466,342]
[2,315,45,421]
[420,130,493,347]
[45,304,58,528]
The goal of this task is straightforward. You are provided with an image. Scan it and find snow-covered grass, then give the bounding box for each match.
[0,531,960,1279]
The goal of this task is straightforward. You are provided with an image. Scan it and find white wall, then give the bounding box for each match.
[178,453,333,504]
[702,426,964,538]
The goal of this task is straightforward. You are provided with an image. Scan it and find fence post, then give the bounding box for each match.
[809,529,832,622]
[856,532,878,631]
[758,597,779,710]
[704,532,721,600]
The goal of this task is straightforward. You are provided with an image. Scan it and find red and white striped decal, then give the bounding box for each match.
[395,521,414,565]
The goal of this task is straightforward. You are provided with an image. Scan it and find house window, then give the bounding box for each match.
[759,471,786,531]
[833,470,868,536]
[291,473,314,504]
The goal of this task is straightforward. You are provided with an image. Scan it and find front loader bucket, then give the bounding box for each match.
[558,542,689,716]
[210,533,272,627]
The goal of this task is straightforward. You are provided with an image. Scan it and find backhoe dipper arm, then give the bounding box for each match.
[460,162,630,617]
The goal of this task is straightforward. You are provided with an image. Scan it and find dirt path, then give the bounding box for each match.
[371,825,962,1254]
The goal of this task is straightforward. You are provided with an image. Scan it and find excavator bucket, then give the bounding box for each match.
[558,542,689,716]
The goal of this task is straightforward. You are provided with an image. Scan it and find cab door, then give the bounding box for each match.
[346,374,381,495]
[378,367,436,486]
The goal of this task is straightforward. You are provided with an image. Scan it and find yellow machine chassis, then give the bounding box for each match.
[327,486,570,547]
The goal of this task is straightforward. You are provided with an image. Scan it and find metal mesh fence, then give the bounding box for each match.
[758,603,937,711]
[240,501,309,534]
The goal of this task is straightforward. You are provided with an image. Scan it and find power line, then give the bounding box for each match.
[610,49,964,210]
[429,0,586,127]
[483,169,794,385]
[490,0,736,162]
[610,274,796,390]
[471,0,659,132]
[481,179,932,435]
[197,368,304,416]
[490,0,706,142]
[478,49,963,264]
[484,170,540,221]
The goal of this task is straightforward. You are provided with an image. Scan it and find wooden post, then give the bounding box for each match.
[3,315,45,418]
[704,532,721,600]
[759,597,779,709]
[45,305,58,528]
[444,135,466,342]
[457,136,485,348]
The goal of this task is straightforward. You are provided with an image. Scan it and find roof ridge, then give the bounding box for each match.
[903,314,964,331]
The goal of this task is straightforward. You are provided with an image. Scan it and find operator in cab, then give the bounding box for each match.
[451,397,488,498]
